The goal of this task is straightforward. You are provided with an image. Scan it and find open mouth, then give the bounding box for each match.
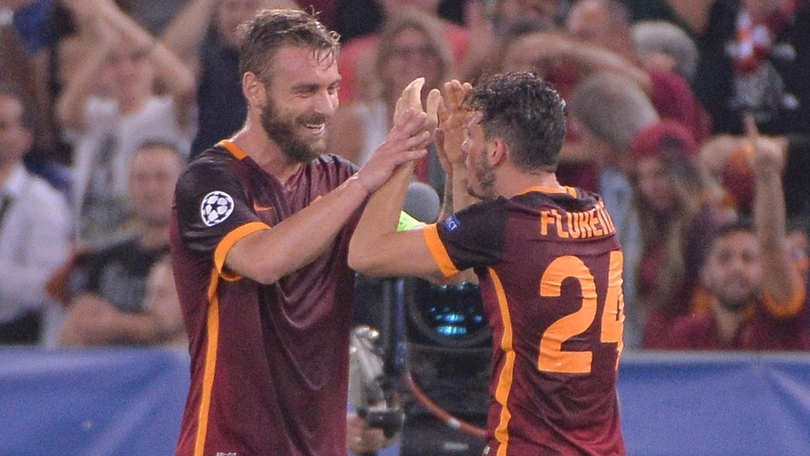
[722,277,751,297]
[303,122,326,135]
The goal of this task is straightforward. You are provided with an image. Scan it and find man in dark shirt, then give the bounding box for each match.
[349,72,627,455]
[693,0,810,136]
[60,141,184,346]
[170,9,429,456]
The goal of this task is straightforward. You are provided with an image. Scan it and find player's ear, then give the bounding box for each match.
[243,72,267,107]
[490,138,509,166]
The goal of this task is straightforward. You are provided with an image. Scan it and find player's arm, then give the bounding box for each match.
[349,78,448,280]
[349,162,447,282]
[225,109,430,285]
[747,116,805,314]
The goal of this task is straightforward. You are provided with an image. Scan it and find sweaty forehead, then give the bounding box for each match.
[267,46,339,81]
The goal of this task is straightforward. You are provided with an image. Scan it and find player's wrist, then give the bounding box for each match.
[348,173,373,196]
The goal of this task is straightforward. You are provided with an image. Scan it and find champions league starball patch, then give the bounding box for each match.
[201,191,234,227]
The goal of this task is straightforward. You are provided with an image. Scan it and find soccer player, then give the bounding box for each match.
[170,9,429,455]
[349,72,627,455]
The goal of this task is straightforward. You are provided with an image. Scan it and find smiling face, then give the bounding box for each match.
[257,46,341,162]
[701,230,762,312]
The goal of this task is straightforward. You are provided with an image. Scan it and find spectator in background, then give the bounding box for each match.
[329,10,453,189]
[661,117,810,351]
[336,0,469,104]
[0,85,71,346]
[568,71,659,349]
[140,255,187,346]
[482,1,707,192]
[631,19,699,84]
[492,0,571,29]
[56,0,195,247]
[629,120,735,349]
[565,0,709,142]
[459,0,570,81]
[0,0,61,155]
[59,141,184,346]
[161,0,298,158]
[700,131,810,229]
[115,0,190,35]
[0,1,74,197]
[616,0,713,38]
[465,15,599,193]
[693,0,810,136]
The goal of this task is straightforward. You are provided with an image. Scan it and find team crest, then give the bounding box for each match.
[201,191,234,227]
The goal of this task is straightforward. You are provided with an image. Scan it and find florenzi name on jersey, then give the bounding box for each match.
[539,201,616,239]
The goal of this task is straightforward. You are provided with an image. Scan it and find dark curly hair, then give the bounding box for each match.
[466,72,567,172]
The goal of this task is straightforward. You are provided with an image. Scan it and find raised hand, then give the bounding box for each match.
[394,77,441,145]
[743,114,786,174]
[394,77,425,124]
[436,79,471,173]
[357,108,430,193]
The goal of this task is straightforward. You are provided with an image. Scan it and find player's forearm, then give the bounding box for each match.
[348,164,413,274]
[226,175,370,284]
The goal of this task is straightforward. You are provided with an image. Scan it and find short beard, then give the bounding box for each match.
[467,156,497,201]
[260,97,325,163]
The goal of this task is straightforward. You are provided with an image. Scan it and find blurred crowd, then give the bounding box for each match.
[0,0,808,351]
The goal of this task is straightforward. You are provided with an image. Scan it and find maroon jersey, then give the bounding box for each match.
[662,287,810,350]
[170,141,359,456]
[423,186,626,456]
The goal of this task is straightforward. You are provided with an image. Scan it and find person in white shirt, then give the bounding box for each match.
[0,85,72,345]
[56,0,195,247]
